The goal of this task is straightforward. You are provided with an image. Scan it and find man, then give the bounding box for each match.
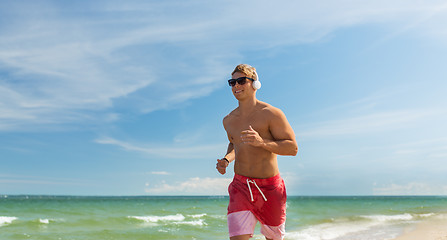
[216,64,298,240]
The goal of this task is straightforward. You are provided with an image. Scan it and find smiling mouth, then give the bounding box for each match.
[234,90,243,93]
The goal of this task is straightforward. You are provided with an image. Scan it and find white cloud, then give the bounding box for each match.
[373,182,447,195]
[1,0,446,131]
[0,174,91,186]
[280,171,303,195]
[95,136,225,159]
[145,177,232,195]
[390,137,447,157]
[150,171,171,175]
[298,109,438,139]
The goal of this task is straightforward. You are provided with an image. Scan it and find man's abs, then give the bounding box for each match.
[233,145,279,178]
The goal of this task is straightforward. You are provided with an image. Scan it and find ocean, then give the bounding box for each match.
[1,195,447,240]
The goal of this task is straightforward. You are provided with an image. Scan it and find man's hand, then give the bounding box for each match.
[216,158,229,175]
[241,125,264,147]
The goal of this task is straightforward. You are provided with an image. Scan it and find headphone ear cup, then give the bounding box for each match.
[252,80,261,90]
[252,70,261,90]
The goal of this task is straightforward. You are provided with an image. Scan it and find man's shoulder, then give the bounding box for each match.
[257,101,283,116]
[223,108,239,122]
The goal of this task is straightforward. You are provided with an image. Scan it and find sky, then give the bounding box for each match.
[1,0,447,196]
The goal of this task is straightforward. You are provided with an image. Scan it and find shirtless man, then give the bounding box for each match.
[216,64,298,240]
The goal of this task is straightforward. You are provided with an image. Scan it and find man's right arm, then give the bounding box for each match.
[224,142,235,162]
[216,143,234,175]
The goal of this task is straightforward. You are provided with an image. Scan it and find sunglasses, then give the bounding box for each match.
[228,77,254,87]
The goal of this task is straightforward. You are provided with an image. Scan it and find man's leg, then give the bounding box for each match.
[228,211,257,239]
[260,223,285,240]
[230,234,274,240]
[230,234,251,240]
[231,234,274,240]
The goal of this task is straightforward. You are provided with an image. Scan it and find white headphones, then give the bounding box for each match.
[252,71,262,90]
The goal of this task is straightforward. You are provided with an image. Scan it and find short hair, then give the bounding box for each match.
[232,64,257,80]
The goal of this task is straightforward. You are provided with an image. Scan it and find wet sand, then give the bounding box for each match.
[393,218,447,240]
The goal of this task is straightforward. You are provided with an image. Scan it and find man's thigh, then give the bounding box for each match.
[228,211,257,238]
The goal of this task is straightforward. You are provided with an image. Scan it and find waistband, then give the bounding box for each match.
[233,173,282,186]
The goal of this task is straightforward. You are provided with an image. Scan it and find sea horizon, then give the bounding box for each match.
[3,194,447,197]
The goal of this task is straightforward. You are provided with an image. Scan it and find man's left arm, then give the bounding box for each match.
[241,108,298,156]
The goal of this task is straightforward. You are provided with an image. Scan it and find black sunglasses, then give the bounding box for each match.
[228,77,254,87]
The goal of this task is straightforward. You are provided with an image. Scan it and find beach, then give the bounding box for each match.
[393,218,447,240]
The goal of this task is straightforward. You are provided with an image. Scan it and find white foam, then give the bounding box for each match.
[433,213,447,220]
[129,214,207,227]
[209,214,226,220]
[189,213,206,218]
[419,213,435,218]
[39,219,50,224]
[175,219,206,226]
[129,214,185,223]
[285,213,418,240]
[286,221,379,240]
[361,213,413,222]
[0,216,18,226]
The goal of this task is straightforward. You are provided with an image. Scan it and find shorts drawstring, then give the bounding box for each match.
[246,179,267,202]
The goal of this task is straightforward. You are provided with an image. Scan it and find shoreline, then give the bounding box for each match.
[393,218,447,240]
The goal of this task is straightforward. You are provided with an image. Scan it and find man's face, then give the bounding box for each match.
[231,72,254,100]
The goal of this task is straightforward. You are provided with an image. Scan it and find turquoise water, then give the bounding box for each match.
[1,195,447,240]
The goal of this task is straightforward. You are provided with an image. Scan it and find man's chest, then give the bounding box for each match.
[226,116,271,142]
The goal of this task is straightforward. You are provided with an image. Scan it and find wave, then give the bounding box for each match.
[360,213,414,222]
[286,221,380,240]
[129,214,185,223]
[190,213,207,218]
[285,213,436,240]
[175,219,206,226]
[128,213,208,227]
[38,218,50,224]
[0,216,17,226]
[37,218,63,224]
[0,216,67,228]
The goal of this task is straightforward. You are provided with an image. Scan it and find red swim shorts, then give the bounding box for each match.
[227,174,287,239]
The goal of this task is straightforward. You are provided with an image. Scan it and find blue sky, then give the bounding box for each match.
[1,0,447,196]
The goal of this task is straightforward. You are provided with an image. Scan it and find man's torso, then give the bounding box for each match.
[224,101,279,178]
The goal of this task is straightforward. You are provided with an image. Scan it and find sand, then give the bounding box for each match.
[393,218,447,240]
